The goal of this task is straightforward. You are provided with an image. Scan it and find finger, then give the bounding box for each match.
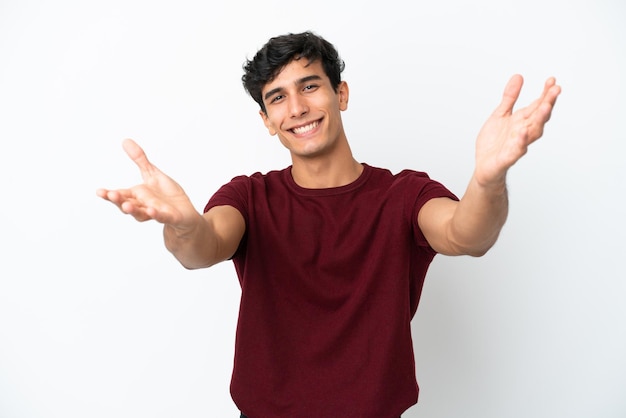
[513,78,557,123]
[97,184,174,223]
[521,81,561,122]
[544,79,561,108]
[120,200,151,220]
[97,188,127,205]
[96,188,145,220]
[96,188,121,204]
[115,205,153,222]
[96,188,109,199]
[518,83,561,144]
[97,189,155,220]
[542,77,558,100]
[494,74,524,117]
[121,200,176,224]
[524,77,561,116]
[539,84,561,119]
[122,138,157,180]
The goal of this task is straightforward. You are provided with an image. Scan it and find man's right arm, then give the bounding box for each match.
[163,205,245,269]
[97,138,245,270]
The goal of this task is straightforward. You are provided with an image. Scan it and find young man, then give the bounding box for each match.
[97,31,560,418]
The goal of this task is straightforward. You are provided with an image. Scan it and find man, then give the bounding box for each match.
[97,31,560,418]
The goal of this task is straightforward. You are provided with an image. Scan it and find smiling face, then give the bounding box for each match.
[260,58,349,162]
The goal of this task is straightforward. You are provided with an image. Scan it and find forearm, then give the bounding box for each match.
[163,214,221,269]
[429,75,559,257]
[447,173,509,256]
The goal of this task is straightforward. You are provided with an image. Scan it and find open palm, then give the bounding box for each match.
[474,75,561,187]
[97,139,198,228]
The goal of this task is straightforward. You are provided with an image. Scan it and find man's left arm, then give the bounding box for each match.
[419,74,561,256]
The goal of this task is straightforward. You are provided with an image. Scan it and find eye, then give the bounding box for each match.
[270,94,285,104]
[303,84,319,92]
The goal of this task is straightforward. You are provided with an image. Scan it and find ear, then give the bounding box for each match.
[259,110,277,136]
[338,81,349,111]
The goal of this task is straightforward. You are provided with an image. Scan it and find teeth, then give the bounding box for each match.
[292,121,318,134]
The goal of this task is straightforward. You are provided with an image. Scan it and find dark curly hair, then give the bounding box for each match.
[242,31,345,113]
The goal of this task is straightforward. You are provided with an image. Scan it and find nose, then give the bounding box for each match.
[288,95,308,118]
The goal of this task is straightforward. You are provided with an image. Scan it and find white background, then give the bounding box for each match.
[1,0,624,417]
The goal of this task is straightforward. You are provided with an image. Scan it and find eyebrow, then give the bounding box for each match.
[263,75,324,102]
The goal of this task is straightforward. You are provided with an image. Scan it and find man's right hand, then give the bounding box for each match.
[96,138,199,231]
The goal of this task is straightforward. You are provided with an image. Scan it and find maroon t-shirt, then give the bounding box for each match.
[205,164,458,418]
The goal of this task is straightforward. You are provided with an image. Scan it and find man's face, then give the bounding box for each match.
[259,58,349,161]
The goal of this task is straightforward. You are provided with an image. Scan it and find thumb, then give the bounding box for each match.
[494,74,524,117]
[122,138,157,180]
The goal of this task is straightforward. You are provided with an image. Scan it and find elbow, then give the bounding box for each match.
[465,246,491,258]
[465,234,500,257]
[176,255,217,270]
[166,244,215,270]
[448,233,500,257]
[180,261,203,270]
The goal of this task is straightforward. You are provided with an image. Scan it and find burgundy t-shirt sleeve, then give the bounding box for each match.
[203,175,250,226]
[401,171,459,249]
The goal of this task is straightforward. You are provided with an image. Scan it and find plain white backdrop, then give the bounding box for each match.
[1,0,624,417]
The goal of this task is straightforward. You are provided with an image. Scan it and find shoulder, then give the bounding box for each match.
[363,163,458,207]
[364,164,436,190]
[219,167,291,190]
[204,167,290,213]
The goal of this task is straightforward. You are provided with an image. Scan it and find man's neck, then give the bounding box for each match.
[290,155,363,189]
